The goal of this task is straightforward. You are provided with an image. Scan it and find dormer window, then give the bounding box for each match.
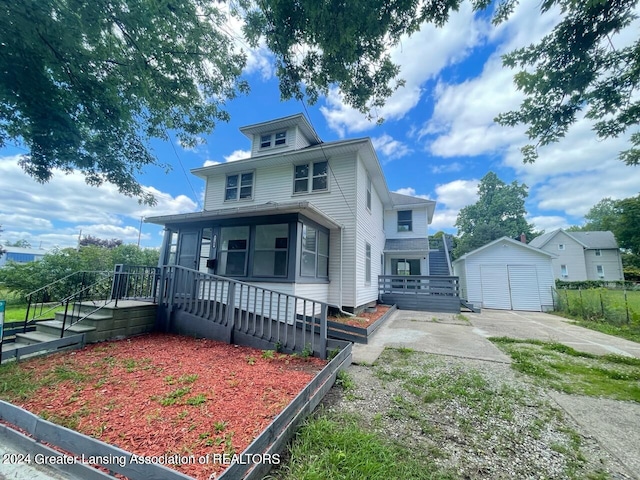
[260,130,287,149]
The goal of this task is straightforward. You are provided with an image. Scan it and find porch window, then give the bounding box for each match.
[398,210,412,232]
[199,228,213,272]
[167,231,178,265]
[301,224,329,278]
[225,172,254,201]
[219,226,249,276]
[294,161,328,194]
[253,224,288,277]
[365,243,371,284]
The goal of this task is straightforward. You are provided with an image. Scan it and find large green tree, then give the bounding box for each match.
[2,0,637,203]
[243,0,640,164]
[454,172,535,257]
[1,0,248,204]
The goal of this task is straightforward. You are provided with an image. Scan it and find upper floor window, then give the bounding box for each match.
[225,172,254,201]
[294,161,328,194]
[595,249,602,256]
[397,210,413,232]
[260,130,287,149]
[366,175,372,211]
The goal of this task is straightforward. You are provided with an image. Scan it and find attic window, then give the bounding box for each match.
[260,131,287,149]
[558,244,565,251]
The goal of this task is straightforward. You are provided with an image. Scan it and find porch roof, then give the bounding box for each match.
[384,238,430,253]
[145,200,343,230]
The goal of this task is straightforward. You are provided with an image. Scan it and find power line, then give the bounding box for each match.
[165,131,201,210]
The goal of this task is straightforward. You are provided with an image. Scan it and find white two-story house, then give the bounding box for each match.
[147,114,438,313]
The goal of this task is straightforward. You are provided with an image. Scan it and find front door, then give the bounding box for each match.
[177,230,200,270]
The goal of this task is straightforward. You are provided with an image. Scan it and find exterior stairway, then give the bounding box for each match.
[429,248,451,276]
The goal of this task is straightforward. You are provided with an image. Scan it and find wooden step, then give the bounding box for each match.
[36,320,97,338]
[14,331,61,345]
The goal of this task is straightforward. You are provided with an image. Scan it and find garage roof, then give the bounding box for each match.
[452,236,557,264]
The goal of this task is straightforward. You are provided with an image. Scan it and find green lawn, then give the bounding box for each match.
[553,288,640,343]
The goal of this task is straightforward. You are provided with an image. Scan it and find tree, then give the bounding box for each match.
[614,194,640,255]
[0,225,5,259]
[453,172,535,257]
[582,198,619,232]
[4,239,32,248]
[495,0,640,166]
[242,0,640,164]
[79,235,123,249]
[1,0,248,204]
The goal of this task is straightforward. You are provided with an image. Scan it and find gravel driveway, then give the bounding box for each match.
[344,308,640,479]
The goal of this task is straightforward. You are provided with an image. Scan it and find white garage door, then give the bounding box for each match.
[508,265,541,311]
[479,264,541,311]
[480,265,511,310]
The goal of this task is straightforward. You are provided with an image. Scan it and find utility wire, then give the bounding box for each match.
[165,131,201,210]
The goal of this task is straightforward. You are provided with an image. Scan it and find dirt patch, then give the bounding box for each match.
[1,334,325,479]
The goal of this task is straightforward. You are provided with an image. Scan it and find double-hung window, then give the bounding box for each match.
[225,172,254,201]
[301,224,329,278]
[596,265,604,278]
[294,161,328,194]
[366,175,372,211]
[397,210,413,232]
[365,243,371,284]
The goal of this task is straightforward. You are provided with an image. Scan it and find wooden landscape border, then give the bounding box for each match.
[0,338,352,480]
[326,305,397,344]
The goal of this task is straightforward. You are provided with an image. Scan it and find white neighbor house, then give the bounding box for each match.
[529,229,624,281]
[147,114,438,313]
[452,236,556,312]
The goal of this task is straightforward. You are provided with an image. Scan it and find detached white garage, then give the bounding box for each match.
[452,237,556,312]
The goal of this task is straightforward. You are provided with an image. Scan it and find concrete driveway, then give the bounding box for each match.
[352,308,640,365]
[351,308,640,479]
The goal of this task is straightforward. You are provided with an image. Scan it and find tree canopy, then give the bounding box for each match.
[2,0,637,203]
[1,0,248,204]
[453,172,535,257]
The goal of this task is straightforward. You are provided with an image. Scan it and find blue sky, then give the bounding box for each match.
[1,0,639,251]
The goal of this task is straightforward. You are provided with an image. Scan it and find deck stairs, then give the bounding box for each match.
[428,248,451,276]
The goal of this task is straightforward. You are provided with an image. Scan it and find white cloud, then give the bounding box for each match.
[372,134,412,162]
[393,187,431,200]
[430,162,464,174]
[434,179,479,211]
[224,149,251,162]
[0,156,197,249]
[528,215,569,233]
[320,2,487,136]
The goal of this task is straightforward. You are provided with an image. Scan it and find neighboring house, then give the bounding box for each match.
[529,229,624,281]
[0,246,46,268]
[146,114,438,313]
[452,236,556,312]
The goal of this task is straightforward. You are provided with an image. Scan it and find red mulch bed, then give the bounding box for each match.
[3,334,325,479]
[328,305,391,328]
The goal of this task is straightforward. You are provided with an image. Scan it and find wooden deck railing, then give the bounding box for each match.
[378,275,461,312]
[158,265,328,358]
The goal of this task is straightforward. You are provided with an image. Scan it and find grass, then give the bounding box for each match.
[270,412,455,480]
[552,288,640,343]
[272,348,605,480]
[490,337,640,402]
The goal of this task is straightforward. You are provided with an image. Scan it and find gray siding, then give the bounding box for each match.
[384,206,429,239]
[542,231,588,280]
[584,249,624,281]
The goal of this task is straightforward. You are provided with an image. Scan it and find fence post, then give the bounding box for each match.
[579,287,584,318]
[600,291,605,318]
[551,287,555,311]
[624,290,630,324]
[319,303,328,360]
[225,282,236,344]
